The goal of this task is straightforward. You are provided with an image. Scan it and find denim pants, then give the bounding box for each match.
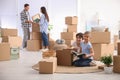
[73,58,92,67]
[41,32,49,47]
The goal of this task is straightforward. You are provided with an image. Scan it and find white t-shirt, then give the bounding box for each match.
[71,41,80,52]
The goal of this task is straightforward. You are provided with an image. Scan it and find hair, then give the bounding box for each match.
[76,32,83,40]
[84,31,91,37]
[24,4,29,7]
[41,7,49,22]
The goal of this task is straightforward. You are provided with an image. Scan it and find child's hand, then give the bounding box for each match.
[83,54,89,59]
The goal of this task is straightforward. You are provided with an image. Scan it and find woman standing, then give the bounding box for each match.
[40,7,49,51]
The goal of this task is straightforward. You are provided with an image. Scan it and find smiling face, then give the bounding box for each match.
[76,36,83,43]
[83,32,91,42]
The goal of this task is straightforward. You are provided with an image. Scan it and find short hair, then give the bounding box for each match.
[84,31,91,37]
[24,4,29,7]
[76,32,83,39]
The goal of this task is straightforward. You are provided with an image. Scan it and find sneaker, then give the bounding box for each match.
[90,61,96,66]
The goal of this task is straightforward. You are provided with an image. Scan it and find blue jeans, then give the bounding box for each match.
[73,58,92,67]
[41,32,49,47]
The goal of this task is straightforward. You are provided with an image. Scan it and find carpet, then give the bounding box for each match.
[32,61,103,74]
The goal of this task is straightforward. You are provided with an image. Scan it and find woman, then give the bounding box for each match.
[40,7,49,51]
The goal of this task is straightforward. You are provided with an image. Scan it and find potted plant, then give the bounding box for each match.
[100,55,113,74]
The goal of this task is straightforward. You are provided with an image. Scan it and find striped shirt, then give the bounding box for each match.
[39,14,48,34]
[20,10,31,28]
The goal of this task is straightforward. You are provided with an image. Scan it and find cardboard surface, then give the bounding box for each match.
[92,43,114,60]
[65,40,74,47]
[1,29,17,36]
[117,42,120,55]
[56,49,73,66]
[32,23,40,32]
[0,43,10,61]
[39,57,57,74]
[90,32,110,44]
[113,56,120,73]
[65,16,78,25]
[61,32,76,40]
[114,35,119,50]
[30,32,41,40]
[42,50,56,58]
[8,36,22,48]
[67,24,77,32]
[27,40,41,51]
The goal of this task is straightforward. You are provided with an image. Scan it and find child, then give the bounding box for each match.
[71,32,83,52]
[73,31,96,67]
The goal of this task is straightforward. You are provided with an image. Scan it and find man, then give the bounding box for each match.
[20,4,32,48]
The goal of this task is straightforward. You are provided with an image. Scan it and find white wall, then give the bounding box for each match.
[0,0,18,28]
[48,0,77,40]
[18,0,77,40]
[78,0,120,36]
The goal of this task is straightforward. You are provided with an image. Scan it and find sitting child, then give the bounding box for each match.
[72,31,96,67]
[71,32,83,53]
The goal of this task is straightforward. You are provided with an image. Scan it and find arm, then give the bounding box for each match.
[20,12,32,24]
[84,43,94,59]
[85,48,94,58]
[40,15,45,25]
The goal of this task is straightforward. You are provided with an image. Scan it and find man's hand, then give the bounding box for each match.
[25,20,33,23]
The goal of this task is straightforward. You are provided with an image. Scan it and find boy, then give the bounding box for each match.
[73,31,96,67]
[71,32,83,52]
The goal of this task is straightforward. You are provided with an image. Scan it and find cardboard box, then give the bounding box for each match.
[39,57,57,74]
[117,42,120,55]
[67,25,77,32]
[90,32,110,44]
[32,23,40,32]
[49,39,55,50]
[11,48,19,59]
[1,29,17,36]
[54,43,68,50]
[114,35,119,50]
[65,40,74,47]
[92,43,114,60]
[61,32,76,40]
[42,50,56,58]
[65,16,78,24]
[113,56,120,73]
[2,36,22,48]
[56,49,73,66]
[30,32,41,40]
[0,43,10,61]
[2,36,8,42]
[0,37,2,43]
[27,40,41,51]
[32,14,40,23]
[8,36,22,48]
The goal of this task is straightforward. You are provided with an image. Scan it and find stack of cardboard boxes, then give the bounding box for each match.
[113,55,120,73]
[27,23,42,51]
[61,16,78,47]
[39,50,57,74]
[91,31,114,60]
[114,35,119,50]
[0,28,22,60]
[113,42,120,73]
